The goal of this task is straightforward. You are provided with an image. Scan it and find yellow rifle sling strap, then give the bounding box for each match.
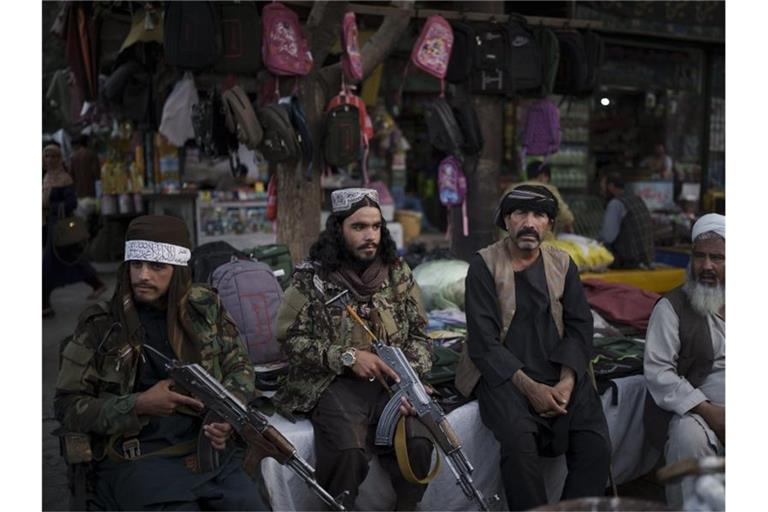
[394,416,441,484]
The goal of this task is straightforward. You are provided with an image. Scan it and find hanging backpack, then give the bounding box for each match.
[258,102,301,162]
[190,241,248,284]
[503,15,543,95]
[522,98,561,158]
[341,11,364,83]
[445,21,476,84]
[451,100,484,156]
[215,1,262,74]
[211,259,285,365]
[554,29,589,95]
[323,88,374,181]
[535,26,561,96]
[192,89,239,158]
[425,97,464,158]
[279,95,314,178]
[410,15,454,96]
[164,1,223,70]
[261,1,313,76]
[470,22,511,95]
[222,85,263,150]
[438,155,468,236]
[582,30,605,94]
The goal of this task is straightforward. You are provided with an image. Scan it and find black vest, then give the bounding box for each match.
[644,286,715,449]
[612,195,654,268]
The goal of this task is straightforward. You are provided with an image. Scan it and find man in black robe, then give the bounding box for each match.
[458,186,611,510]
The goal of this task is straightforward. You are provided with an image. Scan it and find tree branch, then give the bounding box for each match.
[306,1,348,72]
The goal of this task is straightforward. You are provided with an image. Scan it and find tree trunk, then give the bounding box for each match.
[277,1,414,265]
[450,2,505,261]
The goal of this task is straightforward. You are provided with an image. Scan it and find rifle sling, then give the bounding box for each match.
[394,416,441,485]
[105,435,197,463]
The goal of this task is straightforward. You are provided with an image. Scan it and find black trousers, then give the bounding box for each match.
[477,377,611,511]
[311,376,433,511]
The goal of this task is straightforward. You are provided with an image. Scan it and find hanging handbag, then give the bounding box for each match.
[53,204,90,248]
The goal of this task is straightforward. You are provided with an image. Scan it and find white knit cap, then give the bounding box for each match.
[691,213,725,241]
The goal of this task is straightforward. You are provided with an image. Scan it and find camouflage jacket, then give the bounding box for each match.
[54,285,254,452]
[272,258,432,418]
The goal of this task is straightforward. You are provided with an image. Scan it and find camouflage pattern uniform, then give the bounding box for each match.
[273,258,432,417]
[54,284,267,511]
[55,284,255,445]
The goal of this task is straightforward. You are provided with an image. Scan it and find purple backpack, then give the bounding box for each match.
[261,2,313,76]
[522,98,561,157]
[438,156,468,236]
[211,259,285,365]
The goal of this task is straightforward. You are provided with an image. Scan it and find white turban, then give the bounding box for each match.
[691,213,725,241]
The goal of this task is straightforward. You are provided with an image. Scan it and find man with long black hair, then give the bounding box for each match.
[54,215,269,510]
[273,188,433,510]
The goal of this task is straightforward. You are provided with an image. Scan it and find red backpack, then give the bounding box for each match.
[261,2,313,76]
[341,11,363,83]
[324,88,374,183]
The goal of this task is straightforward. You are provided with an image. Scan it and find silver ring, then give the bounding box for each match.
[369,376,376,382]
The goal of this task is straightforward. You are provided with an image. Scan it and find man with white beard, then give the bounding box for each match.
[643,213,725,509]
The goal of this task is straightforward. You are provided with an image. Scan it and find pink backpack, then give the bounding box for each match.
[522,98,561,157]
[411,15,454,96]
[438,156,468,236]
[341,12,363,83]
[261,2,313,76]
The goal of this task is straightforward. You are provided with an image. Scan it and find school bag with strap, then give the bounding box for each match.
[438,155,468,236]
[341,11,363,83]
[470,22,511,95]
[278,95,314,178]
[163,1,222,70]
[247,243,293,290]
[189,241,248,284]
[323,88,374,182]
[215,1,262,74]
[211,259,285,365]
[534,25,560,96]
[258,102,301,162]
[425,97,464,158]
[521,98,561,159]
[553,29,589,95]
[590,336,645,405]
[410,15,454,97]
[192,89,239,158]
[445,21,476,84]
[451,99,484,157]
[222,85,263,150]
[581,30,605,95]
[261,1,313,77]
[503,15,543,96]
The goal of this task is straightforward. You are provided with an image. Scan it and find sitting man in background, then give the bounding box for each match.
[644,213,725,509]
[597,172,655,269]
[55,215,269,511]
[457,186,610,510]
[273,188,433,510]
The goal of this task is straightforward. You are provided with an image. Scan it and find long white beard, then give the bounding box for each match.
[684,280,725,317]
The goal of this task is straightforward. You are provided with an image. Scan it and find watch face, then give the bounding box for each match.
[342,350,356,366]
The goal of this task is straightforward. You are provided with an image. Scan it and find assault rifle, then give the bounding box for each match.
[324,290,499,511]
[143,344,347,511]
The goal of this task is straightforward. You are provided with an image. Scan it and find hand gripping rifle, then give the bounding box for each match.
[324,290,499,511]
[143,344,347,511]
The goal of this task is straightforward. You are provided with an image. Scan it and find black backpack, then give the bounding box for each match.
[164,1,223,70]
[214,1,262,74]
[258,103,301,163]
[279,96,314,177]
[503,15,543,95]
[534,26,561,96]
[451,100,484,156]
[553,29,589,95]
[445,21,476,84]
[190,241,248,284]
[582,30,605,94]
[470,22,511,95]
[425,98,464,157]
[192,89,239,158]
[323,103,361,167]
[591,337,645,404]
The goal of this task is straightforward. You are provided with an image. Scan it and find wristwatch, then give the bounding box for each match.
[341,347,358,367]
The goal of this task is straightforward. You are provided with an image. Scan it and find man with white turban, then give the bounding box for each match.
[643,213,725,509]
